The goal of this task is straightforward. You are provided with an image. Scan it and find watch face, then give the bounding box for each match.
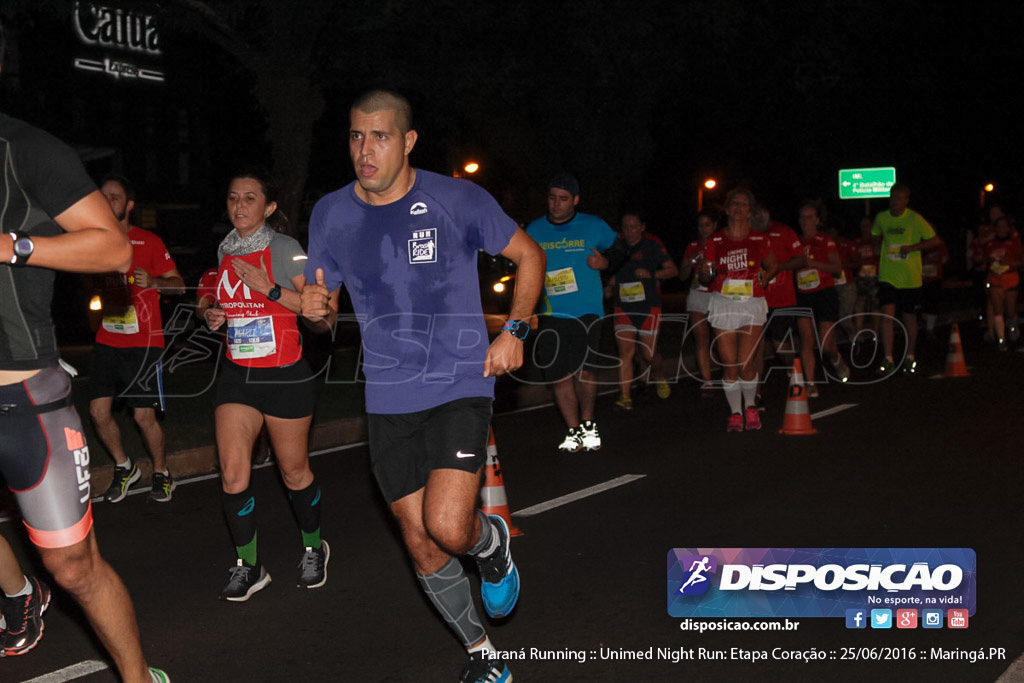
[14,237,34,257]
[508,320,530,339]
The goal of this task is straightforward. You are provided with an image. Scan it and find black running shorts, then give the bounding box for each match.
[877,282,923,314]
[214,358,314,419]
[89,344,164,409]
[795,287,840,323]
[532,314,603,382]
[368,397,492,504]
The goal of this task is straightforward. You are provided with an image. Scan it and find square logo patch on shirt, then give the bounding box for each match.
[408,229,437,264]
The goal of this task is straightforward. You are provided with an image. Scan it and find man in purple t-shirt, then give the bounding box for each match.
[301,89,544,683]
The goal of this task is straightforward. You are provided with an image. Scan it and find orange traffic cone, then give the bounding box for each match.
[944,323,970,377]
[480,426,523,537]
[779,359,818,435]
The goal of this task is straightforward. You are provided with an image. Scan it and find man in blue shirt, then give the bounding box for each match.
[526,174,618,452]
[301,89,544,683]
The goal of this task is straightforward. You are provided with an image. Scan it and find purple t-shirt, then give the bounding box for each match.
[305,169,517,414]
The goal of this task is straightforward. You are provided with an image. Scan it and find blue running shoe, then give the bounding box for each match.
[476,514,519,619]
[460,650,512,683]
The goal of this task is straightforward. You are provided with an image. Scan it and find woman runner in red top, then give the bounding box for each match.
[203,170,328,601]
[795,200,849,396]
[678,210,718,398]
[983,216,1022,350]
[700,188,778,431]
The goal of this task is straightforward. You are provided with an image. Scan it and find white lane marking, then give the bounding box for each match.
[22,660,109,682]
[810,403,858,419]
[512,474,646,518]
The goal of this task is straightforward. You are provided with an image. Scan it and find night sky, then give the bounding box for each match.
[5,1,1023,262]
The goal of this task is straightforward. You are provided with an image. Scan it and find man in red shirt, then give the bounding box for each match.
[89,175,184,503]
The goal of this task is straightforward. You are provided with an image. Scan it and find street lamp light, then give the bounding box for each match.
[980,182,995,208]
[698,178,717,211]
[464,162,480,175]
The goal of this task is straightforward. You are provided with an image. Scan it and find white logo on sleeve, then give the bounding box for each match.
[408,229,437,264]
[456,450,475,459]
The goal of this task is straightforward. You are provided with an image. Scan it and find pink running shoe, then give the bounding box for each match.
[727,413,744,432]
[744,406,762,431]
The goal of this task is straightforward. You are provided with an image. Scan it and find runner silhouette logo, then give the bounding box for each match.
[678,554,718,596]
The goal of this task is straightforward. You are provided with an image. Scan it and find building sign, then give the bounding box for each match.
[72,2,164,83]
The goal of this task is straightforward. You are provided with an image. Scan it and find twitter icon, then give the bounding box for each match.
[870,609,893,629]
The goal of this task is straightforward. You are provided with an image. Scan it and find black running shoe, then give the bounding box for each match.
[460,650,512,683]
[1,576,51,656]
[149,472,176,503]
[297,541,330,589]
[219,560,271,602]
[104,461,140,503]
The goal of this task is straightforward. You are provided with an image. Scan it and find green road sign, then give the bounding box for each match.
[838,167,896,199]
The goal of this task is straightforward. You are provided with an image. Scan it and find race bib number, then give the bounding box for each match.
[859,264,877,277]
[887,245,907,261]
[544,267,579,296]
[796,268,822,291]
[721,278,753,301]
[101,306,140,335]
[922,264,939,278]
[990,262,1010,275]
[227,316,277,359]
[618,281,646,303]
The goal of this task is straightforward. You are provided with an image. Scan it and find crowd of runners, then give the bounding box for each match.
[2,41,1020,679]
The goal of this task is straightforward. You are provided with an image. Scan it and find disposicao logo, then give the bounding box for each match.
[676,555,718,596]
[667,548,976,619]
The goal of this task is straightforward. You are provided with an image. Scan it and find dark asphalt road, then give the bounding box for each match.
[2,325,1022,682]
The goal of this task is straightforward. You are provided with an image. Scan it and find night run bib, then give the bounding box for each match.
[618,281,645,303]
[101,306,140,335]
[227,316,276,359]
[722,278,753,301]
[545,267,579,296]
[797,269,821,291]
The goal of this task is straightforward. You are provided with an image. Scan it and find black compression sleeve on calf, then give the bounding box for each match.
[287,478,322,534]
[222,487,258,564]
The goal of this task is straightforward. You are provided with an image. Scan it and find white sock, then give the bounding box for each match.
[723,381,742,414]
[740,376,758,408]
[468,635,495,656]
[5,575,31,598]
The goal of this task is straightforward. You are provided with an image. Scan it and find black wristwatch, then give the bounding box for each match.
[267,283,283,301]
[8,232,34,267]
[503,319,530,341]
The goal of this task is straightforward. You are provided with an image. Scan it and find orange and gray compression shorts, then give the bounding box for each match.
[0,365,93,548]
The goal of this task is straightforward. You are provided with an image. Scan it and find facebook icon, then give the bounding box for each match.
[846,609,867,629]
